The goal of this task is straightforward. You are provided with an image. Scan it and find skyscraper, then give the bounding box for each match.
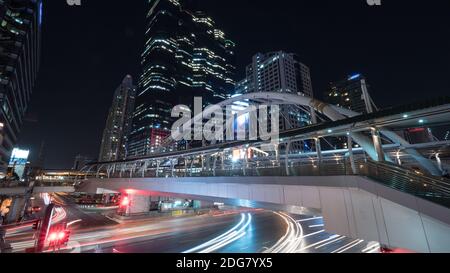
[237,51,314,133]
[0,0,42,176]
[99,75,136,162]
[325,74,375,114]
[128,0,236,157]
[324,74,377,150]
[241,52,313,98]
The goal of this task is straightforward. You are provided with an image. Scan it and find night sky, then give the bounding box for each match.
[17,0,450,169]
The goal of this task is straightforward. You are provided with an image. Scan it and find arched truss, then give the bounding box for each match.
[170,92,441,176]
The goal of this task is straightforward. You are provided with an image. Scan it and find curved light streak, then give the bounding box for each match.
[183,213,252,253]
[264,212,304,253]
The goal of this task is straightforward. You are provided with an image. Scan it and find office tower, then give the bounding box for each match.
[99,75,136,162]
[128,0,236,157]
[236,51,314,147]
[0,0,42,176]
[242,52,313,98]
[323,74,378,150]
[325,73,376,114]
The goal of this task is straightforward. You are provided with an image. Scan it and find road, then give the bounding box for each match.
[5,194,380,253]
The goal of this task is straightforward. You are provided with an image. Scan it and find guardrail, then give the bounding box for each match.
[92,158,450,208]
[363,160,450,207]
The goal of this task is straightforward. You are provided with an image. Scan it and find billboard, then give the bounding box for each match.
[9,148,30,180]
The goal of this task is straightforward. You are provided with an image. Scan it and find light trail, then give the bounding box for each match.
[309,224,325,228]
[183,213,252,254]
[332,239,364,253]
[362,243,381,253]
[297,217,323,222]
[52,207,67,224]
[264,212,304,253]
[302,230,325,239]
[315,236,346,249]
[67,219,83,227]
[297,235,341,252]
[6,206,67,237]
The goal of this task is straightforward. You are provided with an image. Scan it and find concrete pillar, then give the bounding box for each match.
[190,157,195,177]
[171,160,175,177]
[243,148,248,176]
[371,128,385,162]
[275,144,280,164]
[156,161,160,177]
[213,156,218,177]
[348,135,358,174]
[285,141,292,176]
[128,194,151,215]
[184,157,189,177]
[315,138,323,163]
[221,153,225,171]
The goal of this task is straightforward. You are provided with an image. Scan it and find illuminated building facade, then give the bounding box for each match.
[236,51,314,151]
[128,0,236,157]
[325,74,373,114]
[0,0,42,176]
[242,52,313,98]
[99,75,136,162]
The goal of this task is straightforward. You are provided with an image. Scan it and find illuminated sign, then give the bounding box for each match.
[9,148,30,181]
[9,148,30,165]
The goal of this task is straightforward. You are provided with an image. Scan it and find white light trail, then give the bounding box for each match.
[297,235,341,252]
[297,217,323,222]
[315,236,346,249]
[183,213,252,254]
[332,239,364,253]
[264,212,304,253]
[362,243,381,253]
[309,224,325,228]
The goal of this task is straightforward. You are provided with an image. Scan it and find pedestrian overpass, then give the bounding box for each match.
[77,94,450,253]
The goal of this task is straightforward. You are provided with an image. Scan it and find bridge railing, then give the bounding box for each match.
[363,160,450,207]
[83,157,450,208]
[180,159,450,208]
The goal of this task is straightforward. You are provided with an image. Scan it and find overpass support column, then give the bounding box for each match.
[190,157,196,177]
[119,165,124,178]
[171,159,175,177]
[184,157,189,177]
[156,160,160,178]
[142,162,148,178]
[125,194,150,216]
[243,147,248,176]
[371,128,385,162]
[275,144,280,165]
[315,138,323,164]
[348,135,358,174]
[285,141,292,176]
[436,154,443,173]
[213,156,218,177]
[221,153,225,171]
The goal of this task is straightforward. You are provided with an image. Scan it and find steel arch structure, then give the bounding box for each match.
[170,92,440,175]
